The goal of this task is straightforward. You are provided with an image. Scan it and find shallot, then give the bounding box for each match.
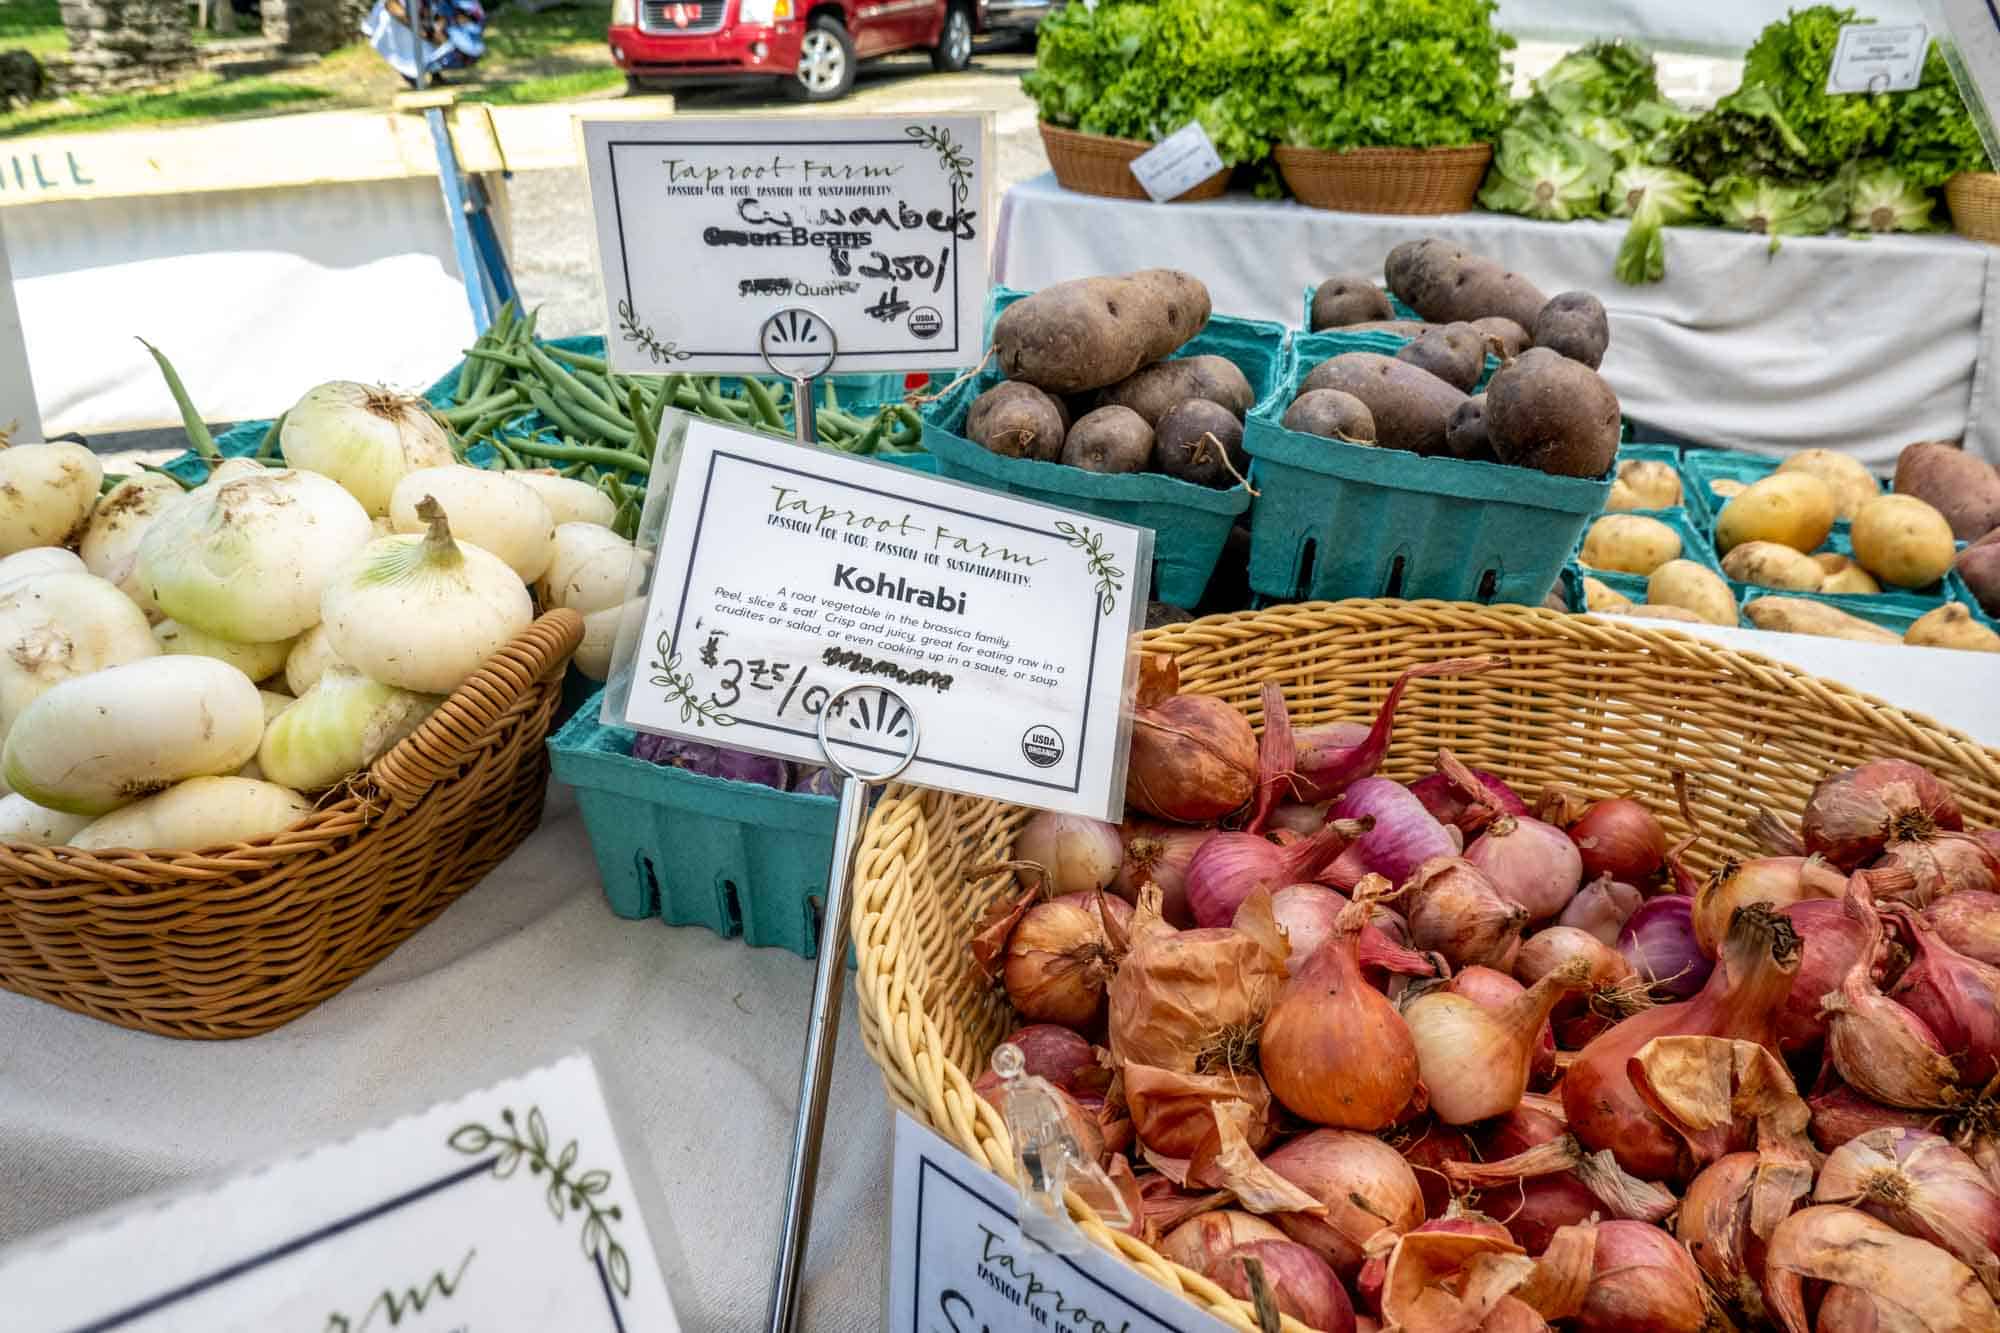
[1567,903,1800,1180]
[1404,857,1527,971]
[1815,1127,2000,1299]
[1115,822,1209,923]
[1763,1205,2000,1333]
[1109,885,1285,1073]
[1562,796,1668,885]
[1290,658,1501,804]
[1693,855,1846,957]
[1265,1129,1426,1277]
[1822,883,1961,1111]
[1618,894,1712,1000]
[1184,818,1369,928]
[1557,873,1644,946]
[1802,758,1963,870]
[1775,897,1873,1055]
[1677,1153,1780,1318]
[1126,654,1257,823]
[1464,815,1582,921]
[1003,898,1121,1028]
[1873,829,2000,905]
[1447,966,1557,1081]
[1160,1210,1288,1273]
[1924,890,2000,967]
[1886,903,2000,1087]
[1409,748,1526,833]
[1332,778,1458,887]
[1574,1219,1724,1333]
[1012,810,1123,898]
[1260,878,1420,1130]
[1404,959,1589,1124]
[1216,1241,1355,1333]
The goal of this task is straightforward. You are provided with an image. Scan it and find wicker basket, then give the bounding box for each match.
[1274,143,1492,215]
[1040,122,1231,203]
[849,599,2000,1333]
[1948,172,2000,245]
[0,609,584,1040]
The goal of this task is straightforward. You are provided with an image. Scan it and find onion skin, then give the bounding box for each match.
[1160,1210,1289,1274]
[1886,903,2000,1088]
[1124,1063,1274,1160]
[1264,1129,1425,1278]
[1802,759,1963,871]
[1618,894,1714,1000]
[1012,811,1122,898]
[1567,903,1801,1180]
[1823,886,1962,1111]
[1923,890,2000,968]
[1117,822,1210,924]
[1694,855,1846,958]
[1334,778,1460,888]
[1874,832,2000,907]
[1465,815,1583,922]
[1127,692,1257,824]
[1215,1239,1356,1333]
[1777,898,1873,1056]
[1260,889,1420,1130]
[1764,1205,2000,1333]
[1566,797,1668,886]
[1405,857,1528,971]
[1390,1119,1481,1220]
[1108,889,1285,1074]
[1409,751,1527,832]
[1815,1127,2000,1300]
[1002,901,1119,1028]
[1577,1219,1717,1333]
[1678,1152,1776,1319]
[1558,874,1644,946]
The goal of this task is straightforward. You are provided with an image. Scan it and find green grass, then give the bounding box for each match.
[472,65,624,106]
[0,0,68,57]
[0,74,334,137]
[480,2,613,61]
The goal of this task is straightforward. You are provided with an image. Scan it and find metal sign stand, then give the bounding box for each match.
[765,685,918,1333]
[758,308,836,447]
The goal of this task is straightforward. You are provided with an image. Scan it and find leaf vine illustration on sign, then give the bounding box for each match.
[581,115,991,375]
[603,415,1150,821]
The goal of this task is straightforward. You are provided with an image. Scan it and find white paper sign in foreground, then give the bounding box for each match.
[888,1112,1233,1333]
[581,114,990,375]
[0,1054,680,1333]
[608,416,1150,821]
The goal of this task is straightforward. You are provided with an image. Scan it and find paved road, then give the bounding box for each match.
[508,49,1045,340]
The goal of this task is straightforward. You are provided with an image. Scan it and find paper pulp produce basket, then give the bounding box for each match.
[919,288,1290,609]
[547,687,841,958]
[1244,332,1612,607]
[845,598,2000,1333]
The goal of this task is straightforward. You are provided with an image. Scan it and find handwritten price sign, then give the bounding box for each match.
[581,115,991,374]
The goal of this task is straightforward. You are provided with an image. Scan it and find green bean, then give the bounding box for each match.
[460,406,516,445]
[629,387,658,462]
[255,411,287,461]
[740,374,786,432]
[561,460,593,479]
[138,460,200,490]
[846,414,889,455]
[466,346,534,372]
[508,436,650,474]
[529,344,625,422]
[545,345,610,375]
[442,388,521,426]
[822,379,840,413]
[490,437,527,470]
[471,305,520,399]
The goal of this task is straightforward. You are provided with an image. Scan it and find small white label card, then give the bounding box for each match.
[1,1054,681,1333]
[581,115,991,375]
[1827,22,1929,94]
[888,1113,1233,1333]
[605,414,1150,821]
[1128,123,1225,202]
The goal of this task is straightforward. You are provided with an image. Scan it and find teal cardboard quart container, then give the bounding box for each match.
[1244,329,1612,607]
[918,287,1290,609]
[548,687,844,960]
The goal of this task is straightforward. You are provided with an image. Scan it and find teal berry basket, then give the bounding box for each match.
[1242,330,1612,607]
[1679,446,1888,532]
[1572,507,1726,610]
[918,288,1291,609]
[548,688,844,960]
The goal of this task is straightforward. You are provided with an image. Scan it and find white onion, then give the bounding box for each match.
[321,497,531,693]
[284,623,342,697]
[0,792,93,845]
[574,600,639,682]
[153,619,294,683]
[79,473,182,614]
[279,381,454,516]
[3,655,264,815]
[0,572,158,733]
[511,470,617,527]
[0,443,101,555]
[70,776,311,852]
[258,666,439,791]
[136,468,373,642]
[389,466,556,583]
[535,522,637,615]
[0,546,84,592]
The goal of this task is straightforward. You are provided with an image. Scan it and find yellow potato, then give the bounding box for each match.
[1581,514,1682,576]
[1813,553,1882,596]
[1647,559,1738,626]
[1777,449,1883,521]
[1606,460,1683,511]
[1743,596,1901,644]
[1709,478,1747,501]
[1581,576,1631,612]
[1715,473,1837,554]
[1851,494,1956,589]
[1602,603,1708,624]
[1904,604,2000,653]
[1720,541,1826,590]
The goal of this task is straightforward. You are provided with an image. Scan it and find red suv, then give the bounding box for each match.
[610,0,986,103]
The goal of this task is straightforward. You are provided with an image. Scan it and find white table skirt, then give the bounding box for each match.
[993,174,2000,470]
[0,786,892,1333]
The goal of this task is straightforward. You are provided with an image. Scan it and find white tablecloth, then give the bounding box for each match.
[0,787,892,1333]
[993,174,2000,469]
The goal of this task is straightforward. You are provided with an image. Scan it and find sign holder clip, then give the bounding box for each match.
[765,684,920,1333]
[759,308,837,448]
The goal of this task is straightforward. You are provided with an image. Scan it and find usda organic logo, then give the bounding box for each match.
[1020,725,1064,769]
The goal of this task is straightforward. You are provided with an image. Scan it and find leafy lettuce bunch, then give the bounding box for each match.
[1271,0,1514,151]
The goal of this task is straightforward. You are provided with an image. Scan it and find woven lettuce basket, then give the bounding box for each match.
[847,598,2000,1332]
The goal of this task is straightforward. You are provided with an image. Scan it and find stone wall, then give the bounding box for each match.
[261,0,371,55]
[51,0,196,94]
